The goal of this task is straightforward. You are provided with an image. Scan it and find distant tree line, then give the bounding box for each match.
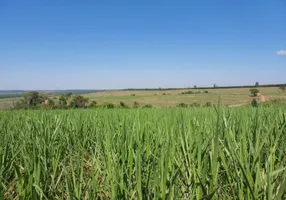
[12,91,153,110]
[123,83,286,91]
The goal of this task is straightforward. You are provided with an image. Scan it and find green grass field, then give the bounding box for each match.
[1,106,286,199]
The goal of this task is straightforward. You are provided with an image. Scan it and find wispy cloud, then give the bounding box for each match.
[277,50,286,56]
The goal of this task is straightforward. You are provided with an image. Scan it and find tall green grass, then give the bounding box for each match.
[0,107,286,199]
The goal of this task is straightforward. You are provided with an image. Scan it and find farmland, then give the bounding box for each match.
[1,107,286,199]
[1,87,286,109]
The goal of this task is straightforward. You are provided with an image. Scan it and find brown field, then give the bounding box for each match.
[1,87,286,109]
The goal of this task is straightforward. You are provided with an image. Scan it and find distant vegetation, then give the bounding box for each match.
[0,94,23,99]
[11,91,156,110]
[181,90,209,95]
[123,83,286,91]
[249,88,260,97]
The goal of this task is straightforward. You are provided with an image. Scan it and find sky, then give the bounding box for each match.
[0,0,285,90]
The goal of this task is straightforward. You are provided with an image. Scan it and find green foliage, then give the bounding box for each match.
[58,95,67,107]
[204,90,209,93]
[133,101,140,108]
[23,91,44,106]
[205,102,212,107]
[142,104,153,108]
[177,102,188,108]
[189,102,200,107]
[101,102,115,109]
[1,107,286,199]
[69,95,89,108]
[280,85,286,92]
[119,101,128,108]
[41,99,55,109]
[130,94,136,96]
[181,91,201,95]
[88,101,98,108]
[65,92,73,98]
[251,99,259,107]
[249,88,260,96]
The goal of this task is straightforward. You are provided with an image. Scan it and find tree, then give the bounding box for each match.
[255,82,259,87]
[65,92,73,98]
[250,88,259,97]
[59,95,67,107]
[89,101,98,108]
[23,91,44,106]
[280,85,286,92]
[251,99,259,107]
[194,85,197,89]
[41,99,55,109]
[213,84,217,88]
[69,95,89,108]
[133,101,140,108]
[120,101,128,108]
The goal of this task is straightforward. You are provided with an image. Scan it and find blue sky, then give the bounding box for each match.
[0,0,285,90]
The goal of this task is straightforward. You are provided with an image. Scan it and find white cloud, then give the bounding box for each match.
[277,50,286,55]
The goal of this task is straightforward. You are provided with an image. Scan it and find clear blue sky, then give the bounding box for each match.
[0,0,285,90]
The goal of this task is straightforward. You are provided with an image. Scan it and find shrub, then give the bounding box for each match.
[177,103,188,108]
[133,101,140,108]
[189,102,200,107]
[102,102,115,109]
[162,93,166,95]
[204,91,209,93]
[142,104,153,108]
[205,102,212,107]
[130,94,136,96]
[182,91,193,95]
[182,91,201,95]
[249,88,259,97]
[251,99,259,107]
[69,95,89,108]
[280,85,286,92]
[120,101,129,108]
[89,101,98,108]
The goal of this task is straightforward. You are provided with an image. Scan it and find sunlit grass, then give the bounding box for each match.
[0,107,286,199]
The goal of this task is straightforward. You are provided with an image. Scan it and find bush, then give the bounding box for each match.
[251,99,259,107]
[181,91,201,95]
[189,102,200,107]
[130,94,136,96]
[162,93,166,95]
[177,103,188,108]
[250,88,259,97]
[133,101,140,108]
[102,102,115,109]
[205,102,212,107]
[204,91,209,93]
[142,104,153,108]
[89,101,98,108]
[182,91,194,95]
[69,95,89,108]
[119,101,129,108]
